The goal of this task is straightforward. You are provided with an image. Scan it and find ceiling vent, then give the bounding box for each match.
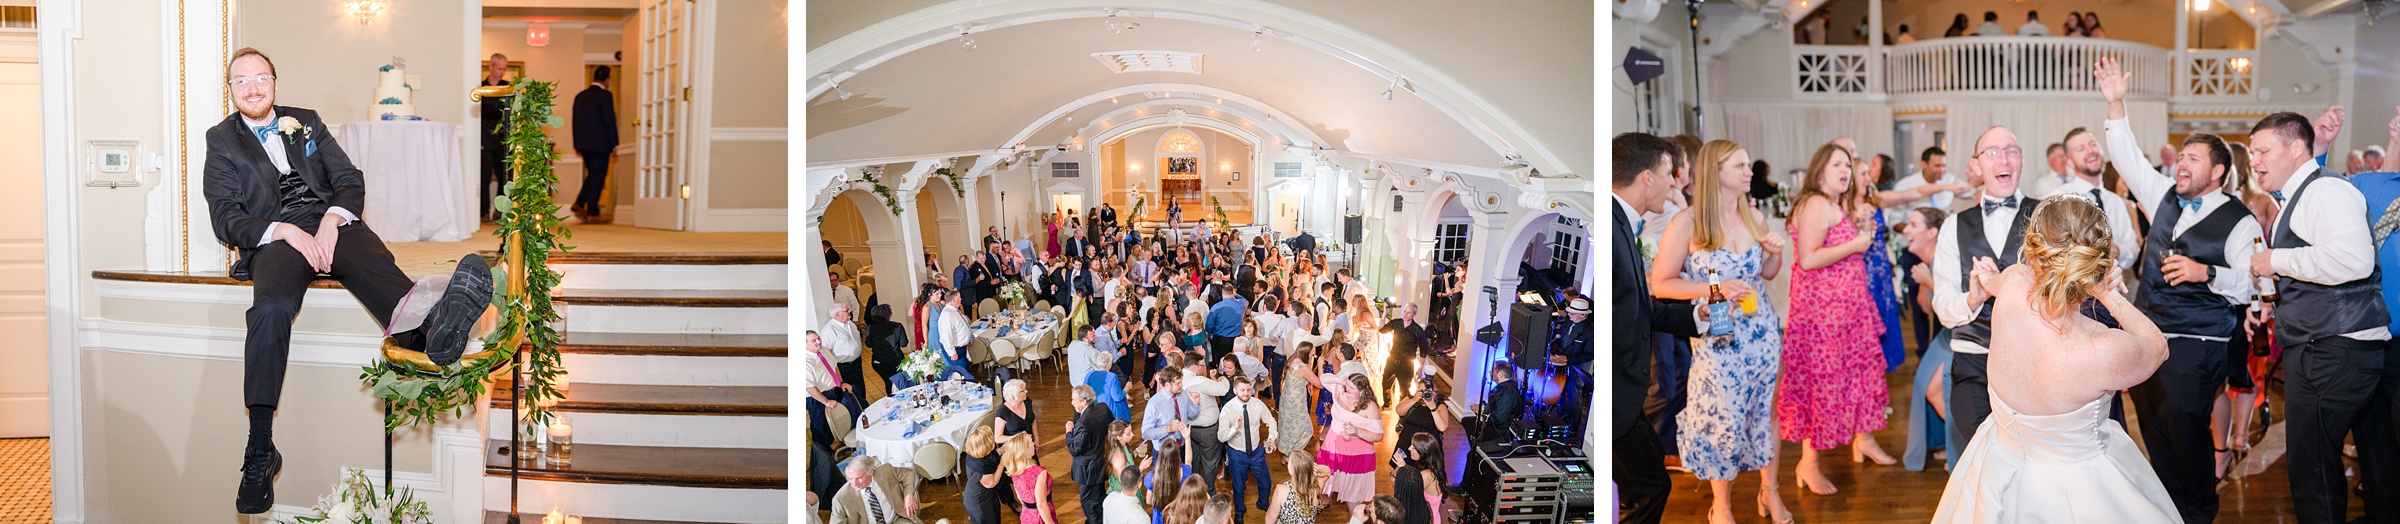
[1092,51,1204,74]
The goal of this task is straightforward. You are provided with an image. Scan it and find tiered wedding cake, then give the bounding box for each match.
[371,59,421,120]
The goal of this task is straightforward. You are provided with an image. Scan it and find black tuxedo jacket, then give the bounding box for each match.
[1066,405,1115,483]
[202,107,366,280]
[1613,202,1699,439]
[571,84,618,153]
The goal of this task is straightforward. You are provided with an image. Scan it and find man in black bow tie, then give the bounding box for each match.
[207,48,493,514]
[1931,125,2034,457]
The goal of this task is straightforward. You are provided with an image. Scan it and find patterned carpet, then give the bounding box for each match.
[0,438,48,523]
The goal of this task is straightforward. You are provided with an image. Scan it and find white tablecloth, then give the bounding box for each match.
[853,381,995,468]
[973,310,1059,350]
[334,120,474,242]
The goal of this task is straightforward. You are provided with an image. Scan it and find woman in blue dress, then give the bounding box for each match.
[1646,140,1794,524]
[1857,159,1909,374]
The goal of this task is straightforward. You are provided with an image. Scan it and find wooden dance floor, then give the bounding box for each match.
[1658,319,2365,523]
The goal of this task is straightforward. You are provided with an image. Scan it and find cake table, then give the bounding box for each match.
[332,120,475,242]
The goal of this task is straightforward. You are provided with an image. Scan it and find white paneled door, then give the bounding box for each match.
[0,58,43,437]
[635,0,693,231]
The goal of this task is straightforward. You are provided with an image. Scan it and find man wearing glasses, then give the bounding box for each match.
[207,47,494,514]
[1929,126,2034,455]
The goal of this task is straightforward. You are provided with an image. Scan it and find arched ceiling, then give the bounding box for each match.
[804,0,1593,178]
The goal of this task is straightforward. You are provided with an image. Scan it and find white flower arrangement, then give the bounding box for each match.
[274,116,312,144]
[997,282,1030,309]
[282,468,432,524]
[900,348,950,382]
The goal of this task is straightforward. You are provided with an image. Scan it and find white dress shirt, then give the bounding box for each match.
[2267,159,2390,341]
[1932,191,2025,355]
[1890,170,1959,214]
[938,305,973,359]
[2017,22,2050,36]
[1103,492,1148,524]
[1217,396,1279,451]
[2054,177,2142,270]
[1067,339,1105,384]
[821,319,863,363]
[1180,370,1228,426]
[801,345,843,395]
[2103,117,2262,319]
[241,111,356,246]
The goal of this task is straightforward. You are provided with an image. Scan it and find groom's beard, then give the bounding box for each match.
[238,105,272,121]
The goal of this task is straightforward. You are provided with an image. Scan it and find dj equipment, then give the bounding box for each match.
[1463,443,1592,524]
[1507,303,1553,365]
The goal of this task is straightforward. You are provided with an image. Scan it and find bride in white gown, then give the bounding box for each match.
[1931,195,2182,523]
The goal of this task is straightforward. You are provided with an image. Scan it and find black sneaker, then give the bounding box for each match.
[235,442,280,514]
[424,254,495,366]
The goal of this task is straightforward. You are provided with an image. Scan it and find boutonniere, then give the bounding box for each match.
[274,116,311,144]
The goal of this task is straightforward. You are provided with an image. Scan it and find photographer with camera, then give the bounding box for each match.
[1392,376,1459,466]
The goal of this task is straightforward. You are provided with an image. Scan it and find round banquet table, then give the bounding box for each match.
[333,120,475,242]
[852,380,995,468]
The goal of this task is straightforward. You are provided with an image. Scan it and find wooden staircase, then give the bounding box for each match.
[485,252,787,523]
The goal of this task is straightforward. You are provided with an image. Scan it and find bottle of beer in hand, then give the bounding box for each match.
[1707,269,1733,337]
[2254,237,2278,305]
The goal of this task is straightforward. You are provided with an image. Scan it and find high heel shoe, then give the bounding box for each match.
[1853,439,1899,465]
[1759,492,1796,524]
[1794,467,1839,495]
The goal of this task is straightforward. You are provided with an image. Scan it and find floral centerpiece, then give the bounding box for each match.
[997,282,1031,310]
[281,468,432,524]
[899,349,949,382]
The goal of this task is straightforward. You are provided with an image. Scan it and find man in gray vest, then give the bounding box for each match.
[1931,125,2034,454]
[2099,58,2259,523]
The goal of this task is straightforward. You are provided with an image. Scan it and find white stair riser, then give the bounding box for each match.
[562,305,788,334]
[561,354,787,387]
[483,478,786,523]
[556,264,788,291]
[489,411,785,449]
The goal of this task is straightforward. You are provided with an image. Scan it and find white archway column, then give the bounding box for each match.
[892,182,934,294]
[1452,210,1512,408]
[1387,186,1435,315]
[803,172,844,329]
[961,174,986,250]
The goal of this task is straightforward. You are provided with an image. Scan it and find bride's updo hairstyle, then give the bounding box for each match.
[2020,195,2116,325]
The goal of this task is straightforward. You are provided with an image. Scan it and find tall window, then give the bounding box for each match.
[1550,216,1586,278]
[1434,222,1470,263]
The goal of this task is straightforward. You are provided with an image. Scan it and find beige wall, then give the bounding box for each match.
[703,0,788,212]
[481,22,587,152]
[236,0,470,128]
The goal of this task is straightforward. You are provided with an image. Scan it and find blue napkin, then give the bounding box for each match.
[903,423,921,438]
[965,403,990,411]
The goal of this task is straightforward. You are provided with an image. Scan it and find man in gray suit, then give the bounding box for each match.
[829,457,920,524]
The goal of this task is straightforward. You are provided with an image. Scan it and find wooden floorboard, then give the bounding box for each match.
[1656,318,2362,523]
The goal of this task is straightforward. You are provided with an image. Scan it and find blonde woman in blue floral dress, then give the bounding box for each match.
[1647,140,1794,524]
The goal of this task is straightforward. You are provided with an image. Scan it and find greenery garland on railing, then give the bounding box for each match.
[935,166,965,198]
[1210,195,1233,231]
[858,167,906,217]
[1127,196,1146,227]
[357,77,571,428]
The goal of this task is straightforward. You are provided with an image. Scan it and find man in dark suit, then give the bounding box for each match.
[209,48,493,514]
[1063,230,1089,263]
[951,256,977,309]
[1609,133,1706,524]
[570,65,619,220]
[1477,361,1527,443]
[1101,203,1119,228]
[478,53,513,222]
[1066,384,1116,522]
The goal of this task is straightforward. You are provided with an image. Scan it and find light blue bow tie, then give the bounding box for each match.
[2271,190,2286,202]
[2178,196,2204,212]
[251,125,278,143]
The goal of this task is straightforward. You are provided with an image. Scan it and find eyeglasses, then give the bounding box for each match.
[228,74,277,87]
[1977,147,2024,160]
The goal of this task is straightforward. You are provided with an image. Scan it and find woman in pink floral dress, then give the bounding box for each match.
[1779,143,1892,496]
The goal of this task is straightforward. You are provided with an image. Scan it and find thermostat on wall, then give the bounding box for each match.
[83,139,140,188]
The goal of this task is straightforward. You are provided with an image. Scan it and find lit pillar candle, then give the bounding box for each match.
[548,420,573,441]
[545,508,566,524]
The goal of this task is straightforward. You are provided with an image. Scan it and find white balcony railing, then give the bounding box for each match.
[1876,37,2169,97]
[1793,44,1875,96]
[2179,49,2257,99]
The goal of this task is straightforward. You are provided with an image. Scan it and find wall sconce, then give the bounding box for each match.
[527,21,552,47]
[343,0,386,25]
[1129,162,1141,171]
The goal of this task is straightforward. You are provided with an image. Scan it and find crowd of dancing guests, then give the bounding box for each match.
[1615,57,2400,524]
[810,197,1556,524]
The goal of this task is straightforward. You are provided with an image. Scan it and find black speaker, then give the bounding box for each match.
[1344,215,1364,244]
[1508,302,1553,365]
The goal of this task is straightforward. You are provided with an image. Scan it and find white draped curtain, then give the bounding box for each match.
[1716,103,1894,184]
